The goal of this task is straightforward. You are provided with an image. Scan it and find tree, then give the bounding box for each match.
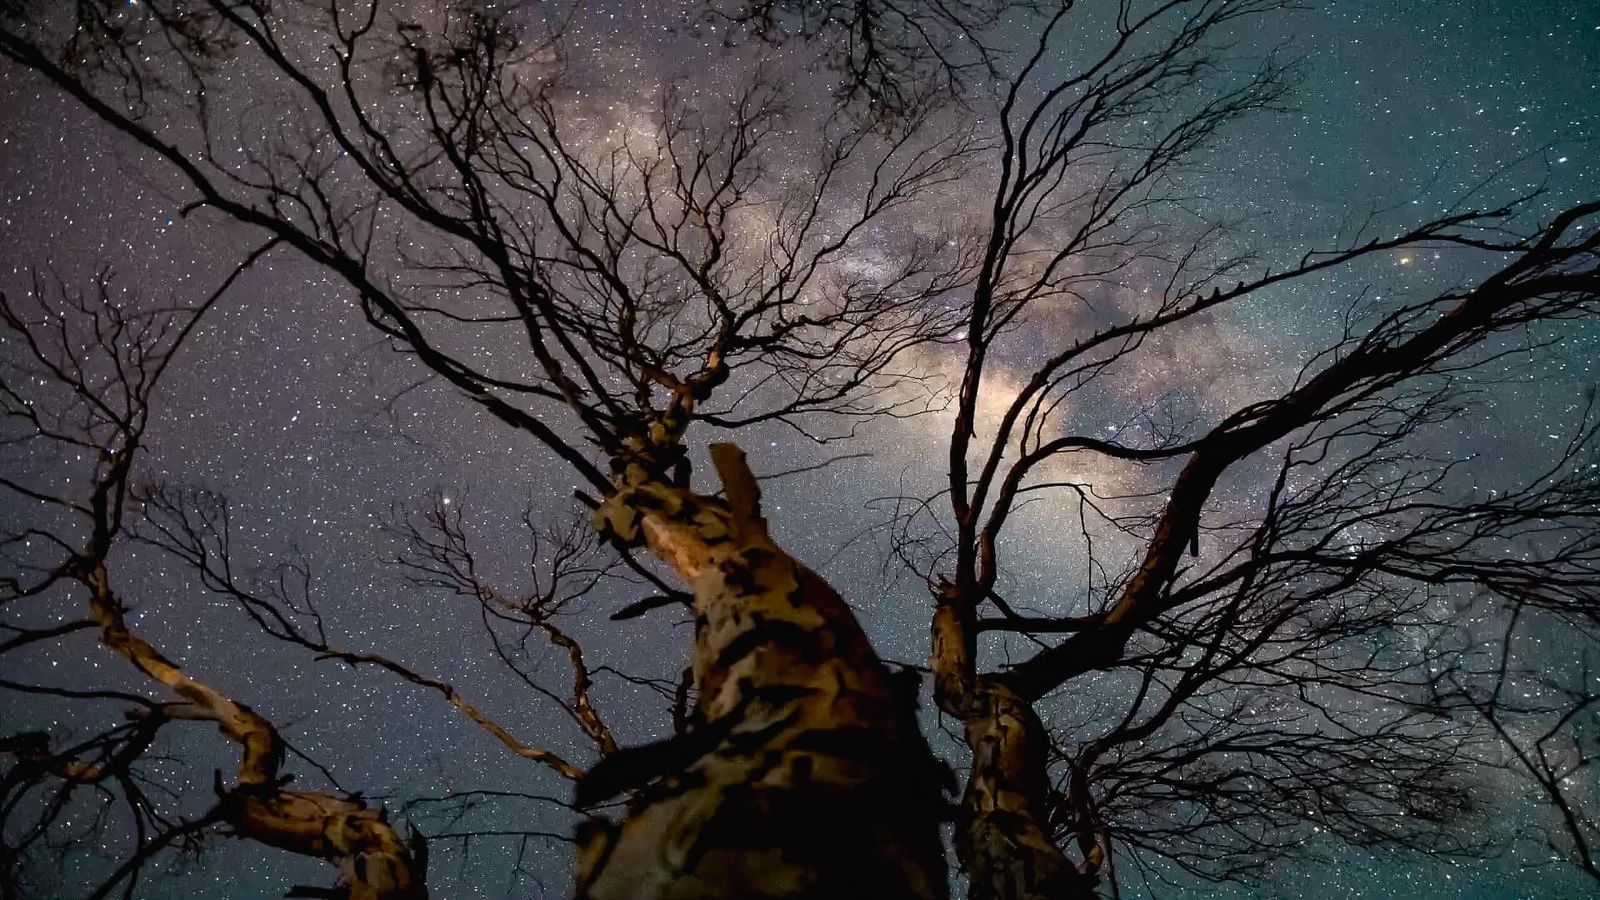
[1,1,1597,898]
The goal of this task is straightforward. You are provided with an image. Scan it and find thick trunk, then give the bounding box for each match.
[576,444,948,899]
[933,596,1092,900]
[958,679,1092,900]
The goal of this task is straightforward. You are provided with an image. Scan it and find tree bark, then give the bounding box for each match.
[83,563,427,900]
[958,679,1092,900]
[576,444,948,899]
[933,595,1092,900]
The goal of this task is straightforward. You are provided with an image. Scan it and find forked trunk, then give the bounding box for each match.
[934,598,1093,900]
[574,444,949,899]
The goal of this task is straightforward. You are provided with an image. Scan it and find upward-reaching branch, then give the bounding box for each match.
[0,264,428,899]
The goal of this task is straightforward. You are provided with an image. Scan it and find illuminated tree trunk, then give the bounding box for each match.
[83,563,427,900]
[933,599,1092,900]
[958,680,1093,900]
[575,444,949,899]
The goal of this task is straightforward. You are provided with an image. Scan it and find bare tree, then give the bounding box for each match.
[0,261,434,899]
[706,0,1025,118]
[1,1,1597,899]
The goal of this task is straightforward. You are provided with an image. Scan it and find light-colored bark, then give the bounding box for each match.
[576,444,948,899]
[933,595,1090,900]
[958,679,1091,900]
[82,563,427,900]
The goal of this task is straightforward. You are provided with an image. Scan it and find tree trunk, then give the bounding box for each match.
[933,596,1092,900]
[958,679,1092,900]
[575,444,949,899]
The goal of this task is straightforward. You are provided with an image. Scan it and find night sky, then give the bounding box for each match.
[2,1,1599,898]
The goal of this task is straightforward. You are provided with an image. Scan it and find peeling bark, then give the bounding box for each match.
[576,444,948,899]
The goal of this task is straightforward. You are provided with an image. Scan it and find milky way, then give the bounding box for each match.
[1,2,1597,898]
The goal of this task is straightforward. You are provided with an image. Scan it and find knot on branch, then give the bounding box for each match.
[226,789,428,900]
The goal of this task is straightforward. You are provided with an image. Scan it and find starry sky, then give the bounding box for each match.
[2,1,1598,898]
